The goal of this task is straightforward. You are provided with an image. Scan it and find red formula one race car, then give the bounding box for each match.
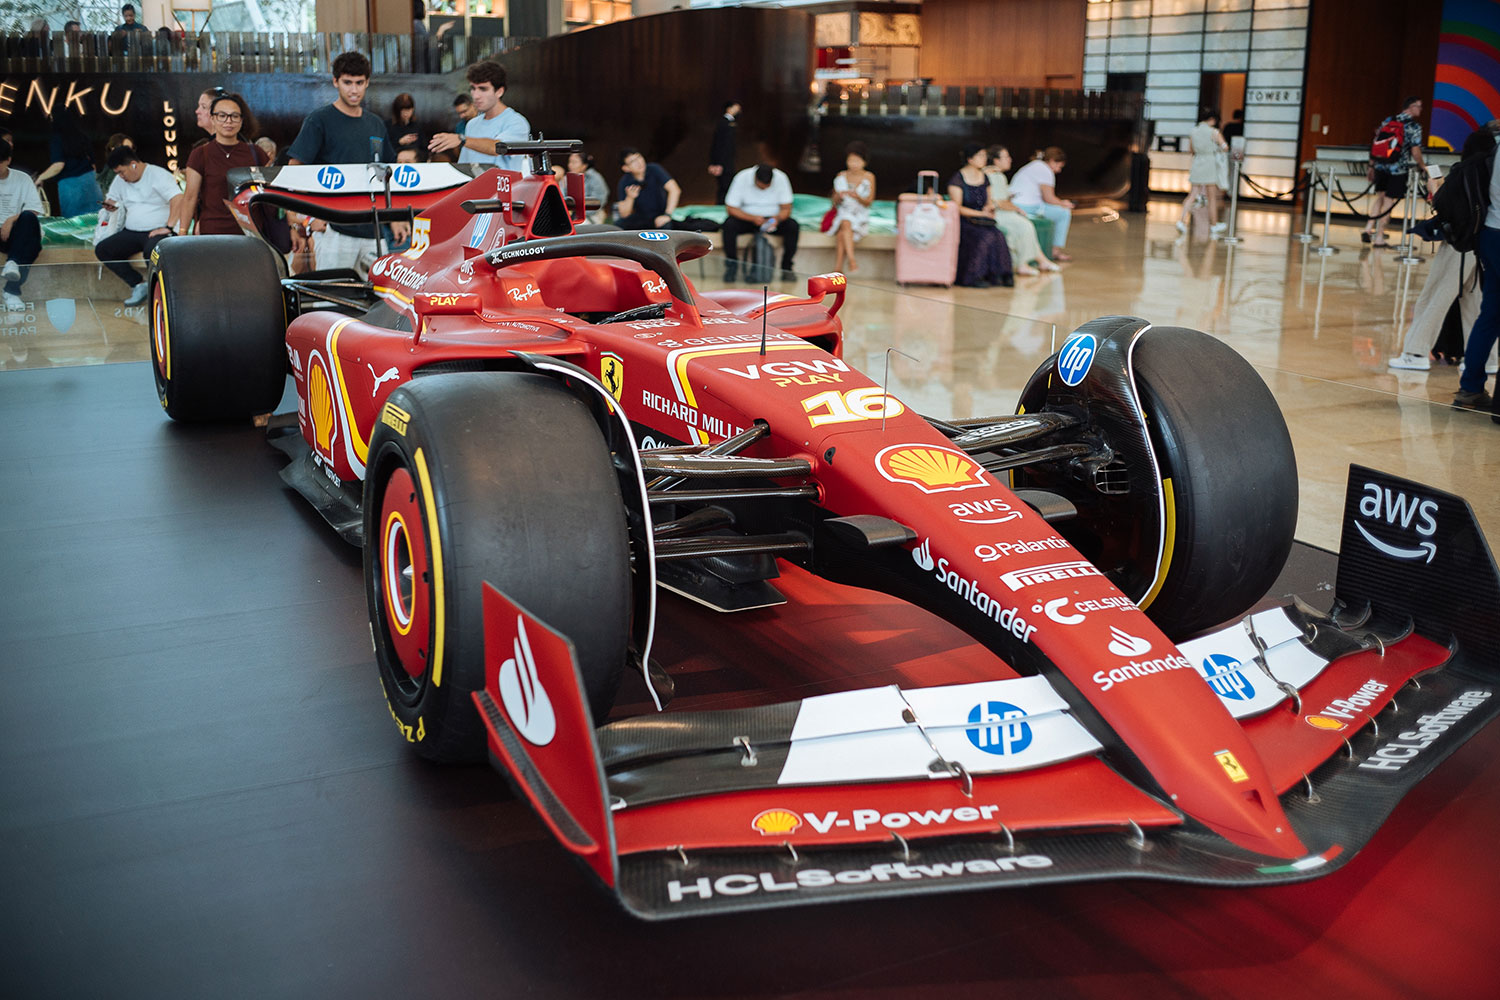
[147,141,1500,919]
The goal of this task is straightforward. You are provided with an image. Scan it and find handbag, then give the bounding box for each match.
[820,206,837,233]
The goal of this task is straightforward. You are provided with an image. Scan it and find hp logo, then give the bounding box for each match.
[393,164,420,188]
[316,166,346,190]
[965,701,1033,755]
[1202,653,1255,701]
[1057,333,1096,387]
[638,231,670,241]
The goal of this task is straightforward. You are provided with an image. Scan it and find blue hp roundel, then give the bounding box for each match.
[393,164,420,188]
[1202,653,1255,700]
[316,166,345,190]
[1057,333,1096,387]
[965,701,1033,755]
[638,231,670,241]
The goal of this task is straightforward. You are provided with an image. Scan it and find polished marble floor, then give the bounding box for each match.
[5,200,1497,551]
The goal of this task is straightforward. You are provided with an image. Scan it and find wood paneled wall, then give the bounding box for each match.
[918,0,1085,89]
[1301,0,1441,158]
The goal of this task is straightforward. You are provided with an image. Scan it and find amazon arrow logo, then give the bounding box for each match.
[1356,482,1438,564]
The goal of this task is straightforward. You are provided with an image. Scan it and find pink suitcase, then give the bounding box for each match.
[896,170,959,286]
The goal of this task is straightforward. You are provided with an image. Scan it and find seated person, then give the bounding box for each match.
[614,148,681,230]
[568,150,610,226]
[0,137,44,314]
[721,163,797,281]
[96,145,186,306]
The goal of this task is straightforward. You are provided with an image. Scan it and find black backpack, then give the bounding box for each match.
[1432,145,1496,254]
[744,232,776,284]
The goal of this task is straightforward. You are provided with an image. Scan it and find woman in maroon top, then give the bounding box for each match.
[182,93,266,235]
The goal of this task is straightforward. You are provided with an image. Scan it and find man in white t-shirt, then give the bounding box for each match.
[1008,147,1075,262]
[0,136,45,314]
[428,60,532,175]
[722,163,798,281]
[96,145,185,306]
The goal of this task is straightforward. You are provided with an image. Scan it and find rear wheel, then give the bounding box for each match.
[149,236,287,421]
[364,373,632,762]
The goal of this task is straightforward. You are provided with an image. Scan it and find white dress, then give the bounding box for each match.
[832,172,872,239]
[1188,122,1222,185]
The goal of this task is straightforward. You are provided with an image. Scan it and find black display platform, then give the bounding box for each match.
[3,363,1497,999]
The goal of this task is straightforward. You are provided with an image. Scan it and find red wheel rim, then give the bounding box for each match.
[378,466,432,682]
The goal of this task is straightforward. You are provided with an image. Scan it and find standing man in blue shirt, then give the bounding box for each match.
[428,62,531,175]
[286,51,405,276]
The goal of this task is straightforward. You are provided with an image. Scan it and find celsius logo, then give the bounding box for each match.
[1201,653,1255,701]
[639,230,670,241]
[392,164,420,188]
[1034,597,1085,625]
[912,537,935,572]
[1057,333,1096,387]
[316,166,345,190]
[1355,482,1437,563]
[1107,626,1151,657]
[497,615,555,746]
[966,701,1033,755]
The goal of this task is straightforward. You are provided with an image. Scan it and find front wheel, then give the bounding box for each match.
[364,372,633,762]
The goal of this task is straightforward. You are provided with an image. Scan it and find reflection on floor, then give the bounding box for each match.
[6,200,1498,551]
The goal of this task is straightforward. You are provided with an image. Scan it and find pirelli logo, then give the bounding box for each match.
[380,401,411,436]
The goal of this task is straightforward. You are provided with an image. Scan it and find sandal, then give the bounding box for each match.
[1051,250,1073,263]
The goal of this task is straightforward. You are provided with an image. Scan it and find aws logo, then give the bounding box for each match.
[1355,482,1437,563]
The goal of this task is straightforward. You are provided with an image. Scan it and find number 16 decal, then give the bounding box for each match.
[801,387,906,427]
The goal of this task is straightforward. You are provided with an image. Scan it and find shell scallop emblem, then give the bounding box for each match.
[1304,715,1348,732]
[875,444,989,494]
[751,809,803,836]
[308,360,337,456]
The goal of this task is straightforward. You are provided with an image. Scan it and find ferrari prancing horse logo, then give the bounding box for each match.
[601,353,624,402]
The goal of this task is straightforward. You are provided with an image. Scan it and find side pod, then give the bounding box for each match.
[473,584,618,888]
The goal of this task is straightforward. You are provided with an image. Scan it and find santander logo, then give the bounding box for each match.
[497,615,556,746]
[1107,626,1152,657]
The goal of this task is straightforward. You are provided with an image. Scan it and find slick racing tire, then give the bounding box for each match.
[364,372,632,763]
[1131,327,1298,637]
[149,236,287,421]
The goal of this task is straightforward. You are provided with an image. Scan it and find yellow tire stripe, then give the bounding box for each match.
[413,447,446,687]
[1138,476,1176,610]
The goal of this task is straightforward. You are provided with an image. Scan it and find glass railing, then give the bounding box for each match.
[816,83,1144,122]
[0,30,536,75]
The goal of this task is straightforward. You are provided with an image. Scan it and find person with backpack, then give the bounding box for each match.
[1364,96,1427,247]
[1455,121,1500,413]
[1389,124,1499,376]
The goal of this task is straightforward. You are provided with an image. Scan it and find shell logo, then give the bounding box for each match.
[1304,715,1348,732]
[751,809,802,836]
[875,444,989,494]
[308,360,337,456]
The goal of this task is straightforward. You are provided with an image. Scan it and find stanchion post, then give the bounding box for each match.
[1316,162,1340,255]
[1397,165,1424,264]
[1220,155,1243,244]
[1297,160,1318,243]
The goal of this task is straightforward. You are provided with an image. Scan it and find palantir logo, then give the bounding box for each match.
[1355,481,1437,563]
[1107,625,1151,657]
[317,166,346,190]
[497,614,556,746]
[911,537,935,572]
[1057,333,1097,387]
[392,163,420,188]
[1201,653,1255,700]
[966,701,1033,755]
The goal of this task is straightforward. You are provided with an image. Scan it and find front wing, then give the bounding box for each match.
[473,466,1500,918]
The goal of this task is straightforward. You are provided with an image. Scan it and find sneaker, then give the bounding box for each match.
[2,291,23,313]
[722,264,737,283]
[1388,352,1431,371]
[1453,389,1493,409]
[123,282,150,306]
[1456,359,1500,375]
[1211,222,1228,233]
[1,260,18,282]
[1175,219,1187,234]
